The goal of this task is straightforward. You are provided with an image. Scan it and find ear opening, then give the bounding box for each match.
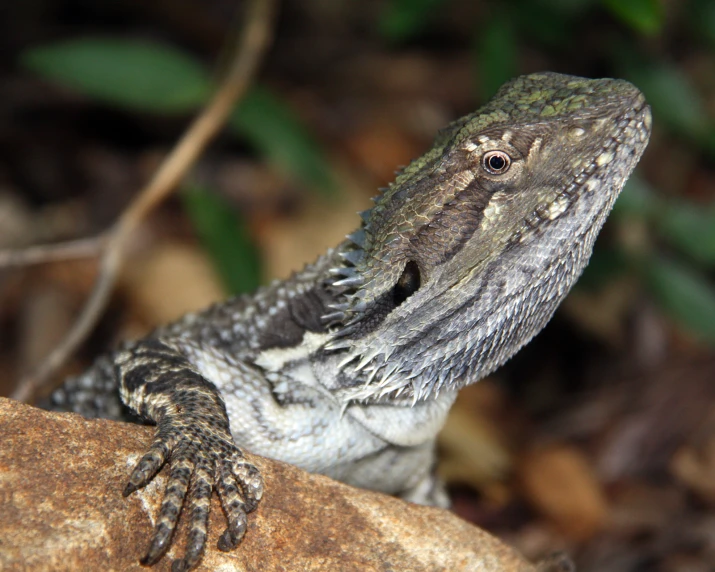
[392,261,421,307]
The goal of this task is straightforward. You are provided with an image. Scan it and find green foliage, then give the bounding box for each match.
[474,13,518,101]
[540,0,595,13]
[577,247,629,290]
[644,256,715,343]
[510,0,589,48]
[20,37,336,195]
[20,36,339,286]
[614,176,715,266]
[607,175,715,344]
[378,0,447,43]
[231,87,337,196]
[601,0,663,35]
[22,38,211,113]
[688,0,715,47]
[620,58,713,147]
[584,175,715,344]
[612,176,660,219]
[181,186,261,294]
[657,204,715,266]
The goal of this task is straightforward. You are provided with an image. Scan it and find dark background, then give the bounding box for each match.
[1,1,714,570]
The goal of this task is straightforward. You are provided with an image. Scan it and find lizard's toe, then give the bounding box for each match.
[216,463,249,551]
[142,447,194,565]
[171,459,213,570]
[124,438,173,496]
[233,460,263,512]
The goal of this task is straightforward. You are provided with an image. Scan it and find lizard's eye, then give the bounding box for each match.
[393,261,421,306]
[482,150,511,175]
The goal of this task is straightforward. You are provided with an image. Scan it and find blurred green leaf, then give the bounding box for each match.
[621,58,712,145]
[612,173,661,219]
[474,13,518,101]
[511,0,578,48]
[645,255,715,344]
[230,86,337,196]
[578,246,630,290]
[379,0,446,43]
[21,38,211,113]
[689,0,715,47]
[613,175,715,265]
[22,38,337,196]
[656,203,715,266]
[602,0,663,35]
[181,185,261,294]
[541,0,596,14]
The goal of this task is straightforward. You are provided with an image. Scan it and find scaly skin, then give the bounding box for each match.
[50,72,651,570]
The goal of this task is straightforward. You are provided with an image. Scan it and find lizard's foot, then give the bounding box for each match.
[123,421,263,571]
[400,471,450,509]
[536,553,576,572]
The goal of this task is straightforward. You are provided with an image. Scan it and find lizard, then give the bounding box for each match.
[48,72,651,571]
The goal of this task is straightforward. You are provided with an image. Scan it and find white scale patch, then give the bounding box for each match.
[189,346,237,388]
[527,137,542,159]
[255,331,330,373]
[546,195,569,219]
[585,178,600,193]
[481,192,505,224]
[644,110,653,131]
[596,150,614,166]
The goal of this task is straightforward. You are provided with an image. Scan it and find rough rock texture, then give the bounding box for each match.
[0,397,536,572]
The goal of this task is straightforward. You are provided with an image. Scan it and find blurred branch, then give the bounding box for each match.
[0,236,106,267]
[11,0,278,403]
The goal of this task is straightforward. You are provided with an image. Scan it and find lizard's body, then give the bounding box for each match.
[57,250,457,503]
[49,72,651,571]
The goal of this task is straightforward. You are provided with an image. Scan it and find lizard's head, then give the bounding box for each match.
[325,72,651,402]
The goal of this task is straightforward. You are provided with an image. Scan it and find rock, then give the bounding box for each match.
[0,397,537,572]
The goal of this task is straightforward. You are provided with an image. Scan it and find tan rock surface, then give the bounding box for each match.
[0,397,536,572]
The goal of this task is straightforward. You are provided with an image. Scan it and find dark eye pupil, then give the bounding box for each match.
[489,155,505,170]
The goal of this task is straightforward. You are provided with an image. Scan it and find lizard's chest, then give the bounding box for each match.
[182,338,455,473]
[256,334,459,447]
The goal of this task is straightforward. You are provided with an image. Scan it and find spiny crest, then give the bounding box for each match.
[321,218,374,336]
[337,352,455,404]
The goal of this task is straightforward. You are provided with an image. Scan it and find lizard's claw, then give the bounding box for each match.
[124,420,263,571]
